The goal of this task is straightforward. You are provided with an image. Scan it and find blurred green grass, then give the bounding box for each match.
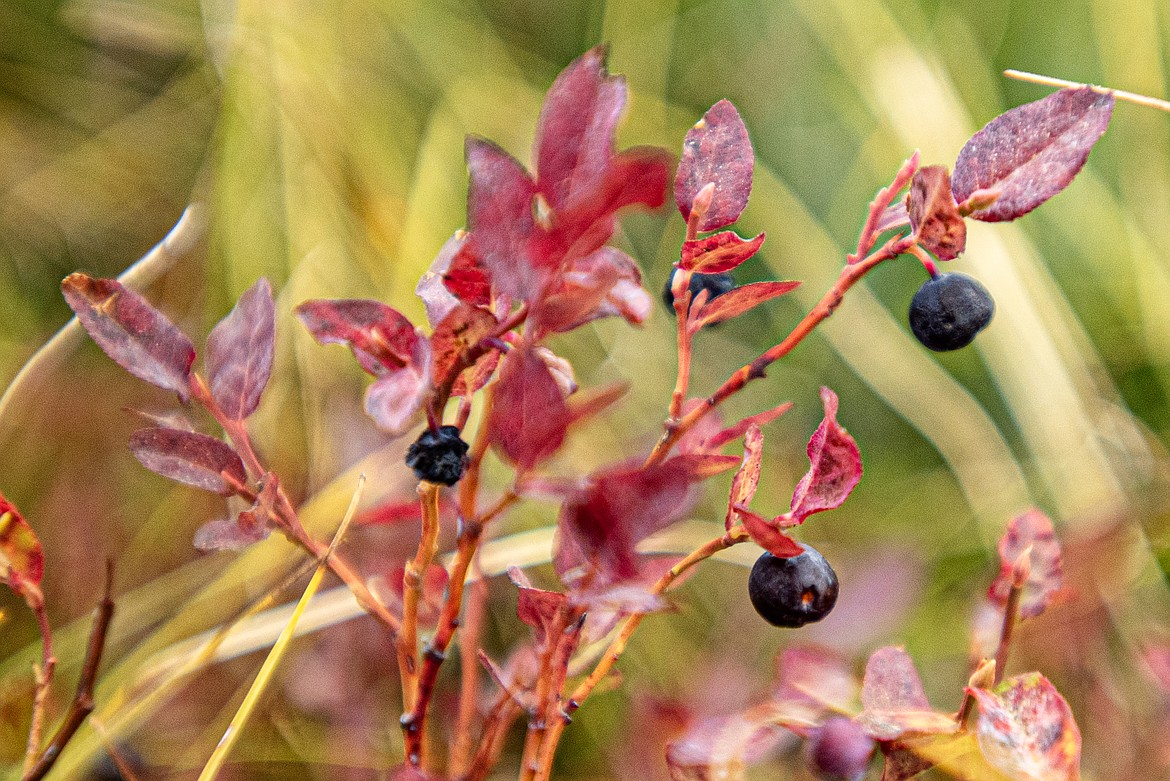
[3,0,1170,778]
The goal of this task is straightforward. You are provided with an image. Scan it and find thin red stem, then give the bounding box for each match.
[531,527,751,781]
[400,481,442,766]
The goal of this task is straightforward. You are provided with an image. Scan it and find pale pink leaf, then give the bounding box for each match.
[205,278,274,420]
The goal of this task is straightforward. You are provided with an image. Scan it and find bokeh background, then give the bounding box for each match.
[4,0,1170,778]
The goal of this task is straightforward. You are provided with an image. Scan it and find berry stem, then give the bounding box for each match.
[646,231,918,467]
[645,155,920,467]
[1004,69,1170,113]
[907,244,940,278]
[531,526,751,781]
[400,480,442,765]
[669,267,696,421]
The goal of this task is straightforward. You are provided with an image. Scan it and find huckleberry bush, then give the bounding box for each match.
[3,44,1127,780]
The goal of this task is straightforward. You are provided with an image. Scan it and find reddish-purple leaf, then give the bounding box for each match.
[534,45,626,214]
[805,717,876,781]
[772,646,858,730]
[566,381,629,426]
[537,247,651,334]
[968,673,1081,781]
[857,647,957,741]
[62,273,196,400]
[1142,641,1170,695]
[874,200,911,237]
[952,87,1113,222]
[666,708,788,781]
[989,509,1064,619]
[205,278,274,420]
[451,349,501,398]
[295,299,420,376]
[442,242,494,309]
[705,401,794,451]
[675,100,754,232]
[741,510,804,558]
[128,427,247,496]
[785,387,862,525]
[555,458,711,582]
[364,353,430,435]
[0,493,44,602]
[509,566,570,645]
[487,347,572,470]
[466,137,543,301]
[429,303,499,388]
[726,424,764,530]
[907,166,966,261]
[416,231,467,327]
[694,280,800,328]
[193,517,269,551]
[680,231,765,274]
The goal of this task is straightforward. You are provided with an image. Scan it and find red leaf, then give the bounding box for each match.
[193,517,269,551]
[874,201,911,237]
[566,381,629,426]
[416,231,467,327]
[62,273,195,400]
[537,247,652,334]
[487,346,572,470]
[705,401,794,451]
[857,647,957,741]
[442,241,493,309]
[205,278,275,420]
[555,458,710,582]
[509,566,571,645]
[295,299,421,376]
[726,424,764,530]
[693,280,800,328]
[534,45,626,214]
[675,99,755,232]
[451,349,501,398]
[989,509,1064,619]
[0,493,44,602]
[128,427,248,496]
[680,231,765,274]
[785,387,862,525]
[907,166,966,261]
[969,673,1081,781]
[466,137,543,301]
[952,87,1113,222]
[741,510,804,558]
[429,303,499,388]
[666,709,787,781]
[364,355,430,435]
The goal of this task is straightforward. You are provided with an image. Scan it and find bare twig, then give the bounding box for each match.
[23,563,116,781]
[1004,69,1170,113]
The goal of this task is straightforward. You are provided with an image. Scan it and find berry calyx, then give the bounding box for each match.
[662,269,735,314]
[405,425,469,486]
[748,544,839,628]
[908,272,994,351]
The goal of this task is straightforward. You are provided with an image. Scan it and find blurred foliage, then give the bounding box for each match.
[3,0,1170,778]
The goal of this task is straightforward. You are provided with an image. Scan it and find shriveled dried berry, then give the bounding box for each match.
[908,272,994,351]
[804,716,875,781]
[405,425,469,486]
[748,545,839,628]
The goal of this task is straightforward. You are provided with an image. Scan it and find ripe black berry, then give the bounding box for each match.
[405,425,469,486]
[908,272,994,352]
[662,269,735,313]
[748,544,839,628]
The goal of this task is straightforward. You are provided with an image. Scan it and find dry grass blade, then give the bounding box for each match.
[194,475,364,781]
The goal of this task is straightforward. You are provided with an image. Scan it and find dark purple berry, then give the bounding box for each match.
[804,717,875,781]
[908,272,994,351]
[662,269,735,314]
[747,544,839,628]
[405,425,469,486]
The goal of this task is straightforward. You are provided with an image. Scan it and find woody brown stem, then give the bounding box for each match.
[400,481,442,765]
